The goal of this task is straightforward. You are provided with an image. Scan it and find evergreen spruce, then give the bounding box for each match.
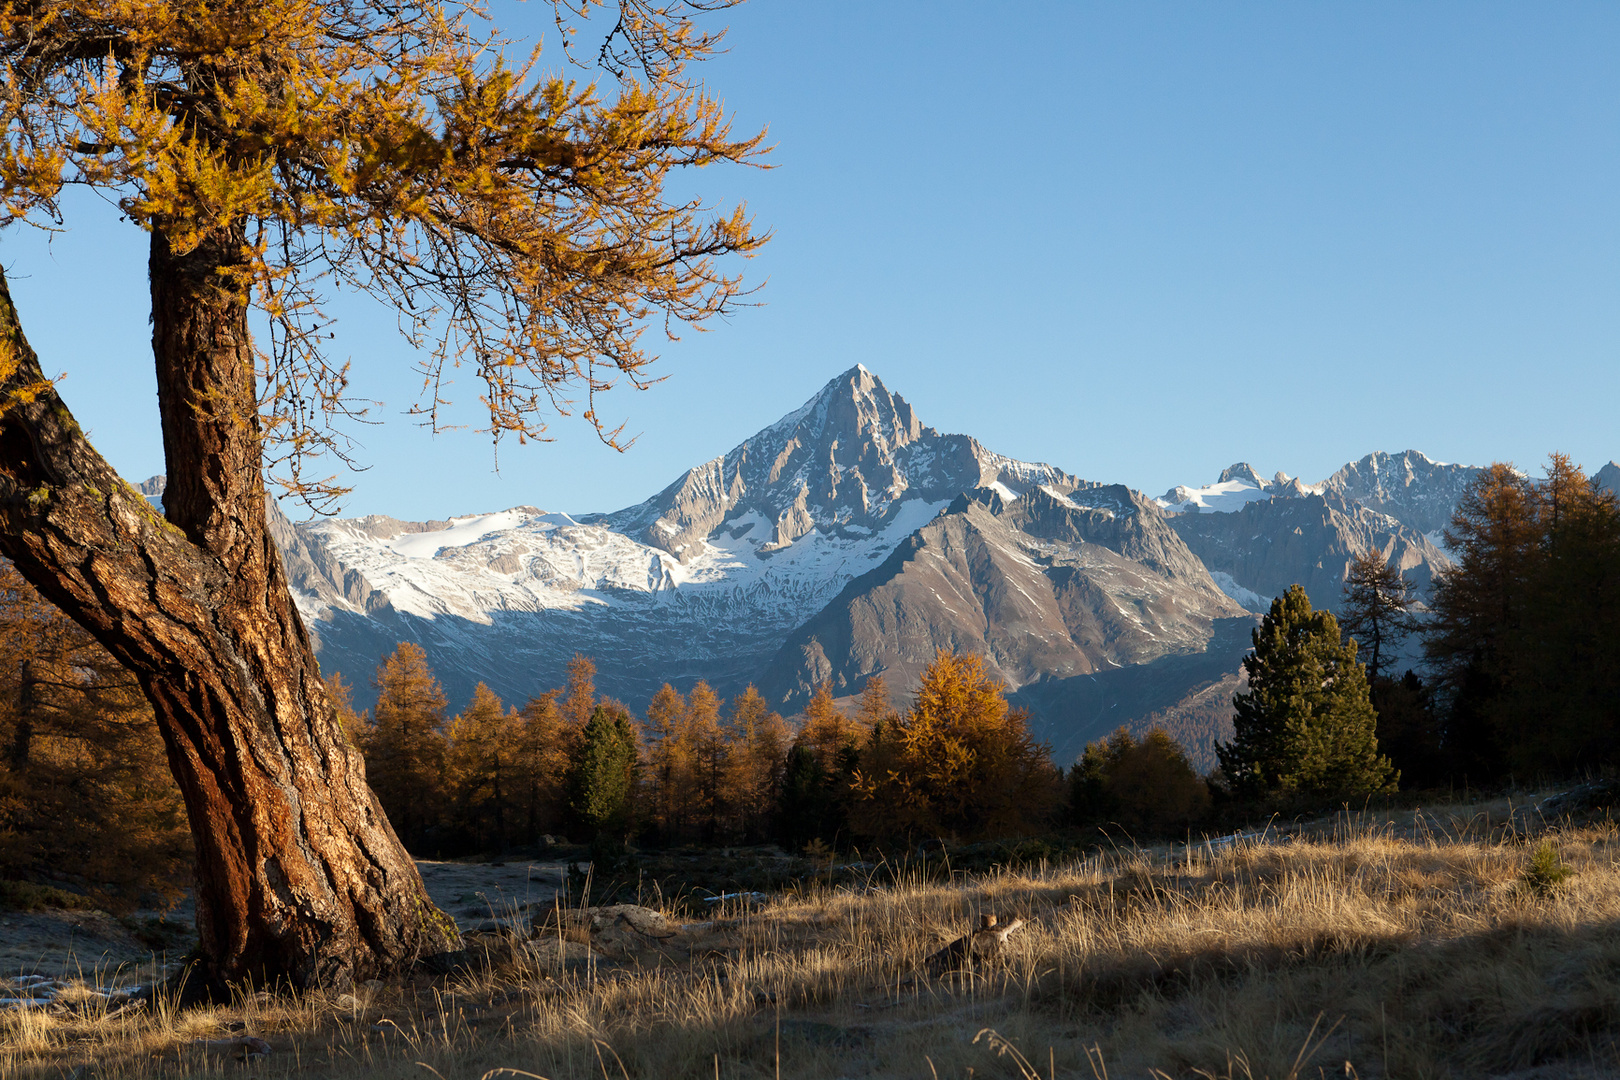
[565,705,638,848]
[1218,585,1396,803]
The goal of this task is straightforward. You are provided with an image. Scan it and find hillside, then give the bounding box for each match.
[4,794,1615,1079]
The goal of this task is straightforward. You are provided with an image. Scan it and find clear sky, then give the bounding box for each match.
[3,2,1617,521]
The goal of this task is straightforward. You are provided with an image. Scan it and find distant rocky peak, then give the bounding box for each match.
[1320,450,1483,536]
[1218,463,1267,488]
[602,365,1075,561]
[1596,461,1620,497]
[760,364,926,455]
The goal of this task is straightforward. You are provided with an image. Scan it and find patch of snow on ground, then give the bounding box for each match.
[988,480,1020,503]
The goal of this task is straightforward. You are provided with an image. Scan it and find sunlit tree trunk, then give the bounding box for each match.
[0,247,458,991]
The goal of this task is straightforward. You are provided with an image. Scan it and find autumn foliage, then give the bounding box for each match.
[343,644,1065,856]
[0,564,189,912]
[851,651,1059,843]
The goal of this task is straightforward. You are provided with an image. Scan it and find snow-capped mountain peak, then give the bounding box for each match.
[597,365,1072,560]
[1158,462,1283,514]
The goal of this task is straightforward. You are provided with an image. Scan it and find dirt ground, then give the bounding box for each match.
[0,860,569,987]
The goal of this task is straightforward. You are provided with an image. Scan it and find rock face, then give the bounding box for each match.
[595,365,1069,558]
[1317,450,1482,538]
[759,485,1244,709]
[1169,493,1452,615]
[274,366,1082,710]
[1597,462,1620,498]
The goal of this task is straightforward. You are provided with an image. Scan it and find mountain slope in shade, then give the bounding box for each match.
[1169,492,1451,616]
[758,483,1246,710]
[1010,616,1256,772]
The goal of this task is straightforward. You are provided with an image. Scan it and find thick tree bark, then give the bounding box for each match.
[0,243,459,990]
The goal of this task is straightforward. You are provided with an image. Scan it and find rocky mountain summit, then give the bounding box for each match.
[594,365,1068,558]
[275,367,1094,712]
[1598,462,1620,497]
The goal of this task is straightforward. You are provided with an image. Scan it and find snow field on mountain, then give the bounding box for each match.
[1158,478,1278,514]
[306,497,950,626]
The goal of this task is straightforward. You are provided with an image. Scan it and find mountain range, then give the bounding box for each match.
[200,366,1612,770]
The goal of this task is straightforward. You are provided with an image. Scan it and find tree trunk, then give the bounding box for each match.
[0,241,459,991]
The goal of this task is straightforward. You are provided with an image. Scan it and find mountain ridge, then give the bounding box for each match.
[146,366,1588,768]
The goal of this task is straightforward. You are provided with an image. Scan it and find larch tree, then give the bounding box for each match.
[365,642,449,851]
[1426,455,1620,777]
[850,650,1057,842]
[0,562,190,910]
[643,682,690,839]
[722,685,786,841]
[0,0,764,988]
[685,679,726,841]
[324,671,369,750]
[560,654,599,730]
[445,683,517,853]
[515,688,573,842]
[1422,463,1541,781]
[796,682,864,773]
[1338,548,1417,685]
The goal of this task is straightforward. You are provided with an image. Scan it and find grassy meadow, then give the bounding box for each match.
[4,794,1619,1079]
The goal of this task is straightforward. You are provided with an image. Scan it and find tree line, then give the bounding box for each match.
[342,647,1063,858]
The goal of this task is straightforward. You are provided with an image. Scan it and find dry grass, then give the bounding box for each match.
[5,795,1620,1079]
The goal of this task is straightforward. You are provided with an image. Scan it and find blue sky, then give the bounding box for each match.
[3,2,1617,520]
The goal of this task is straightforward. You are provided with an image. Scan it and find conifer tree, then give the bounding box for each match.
[1218,586,1395,803]
[0,563,190,911]
[565,704,639,847]
[644,683,692,841]
[1423,463,1539,780]
[1068,727,1210,837]
[798,683,866,773]
[325,671,369,750]
[514,689,572,842]
[685,681,728,842]
[1419,454,1620,779]
[1509,455,1620,771]
[776,742,837,851]
[774,683,864,849]
[854,676,899,730]
[445,683,518,853]
[1339,548,1418,684]
[366,643,449,851]
[560,655,599,730]
[724,686,789,842]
